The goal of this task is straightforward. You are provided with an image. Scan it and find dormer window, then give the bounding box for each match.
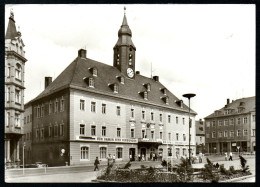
[89,77,94,87]
[117,76,125,84]
[113,84,118,93]
[144,91,148,100]
[176,100,183,107]
[93,68,97,77]
[162,96,169,104]
[161,88,167,95]
[144,83,151,91]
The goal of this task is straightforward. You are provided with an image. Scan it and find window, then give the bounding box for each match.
[212,121,216,127]
[151,131,154,139]
[243,130,248,136]
[176,133,179,141]
[176,117,178,124]
[212,132,216,138]
[206,121,210,127]
[80,100,85,111]
[237,118,240,125]
[6,87,10,102]
[252,129,255,136]
[54,125,58,136]
[41,105,44,117]
[182,118,185,125]
[147,84,151,91]
[49,126,52,137]
[218,120,222,126]
[89,77,94,87]
[230,119,234,125]
[168,115,171,123]
[27,116,29,123]
[37,106,40,118]
[102,126,106,136]
[165,97,169,104]
[7,64,11,77]
[60,124,64,136]
[168,148,172,156]
[49,102,52,114]
[6,112,10,126]
[81,147,89,160]
[93,68,97,76]
[60,97,64,112]
[54,99,58,113]
[100,147,107,159]
[102,104,106,114]
[116,54,120,65]
[114,84,118,93]
[237,130,241,137]
[80,124,85,135]
[120,77,124,84]
[15,114,20,127]
[218,131,223,137]
[224,131,228,137]
[144,91,148,100]
[168,133,171,141]
[230,131,234,137]
[253,115,255,122]
[151,112,154,121]
[206,133,209,138]
[36,129,39,139]
[131,109,134,118]
[91,102,96,112]
[131,129,135,138]
[142,130,146,138]
[15,64,21,80]
[117,128,121,137]
[142,111,145,120]
[40,129,44,139]
[116,148,123,159]
[91,126,96,136]
[243,117,248,124]
[159,114,162,122]
[15,89,21,103]
[183,134,186,141]
[116,106,121,116]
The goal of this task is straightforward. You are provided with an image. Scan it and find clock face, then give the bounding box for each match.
[127,68,134,78]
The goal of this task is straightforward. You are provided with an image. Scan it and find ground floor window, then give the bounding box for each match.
[100,147,107,159]
[81,146,89,160]
[168,148,172,156]
[116,148,123,159]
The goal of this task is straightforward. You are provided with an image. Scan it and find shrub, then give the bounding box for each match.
[239,155,250,173]
[161,160,167,167]
[140,165,146,169]
[201,158,219,183]
[176,157,194,182]
[229,166,237,174]
[219,164,232,176]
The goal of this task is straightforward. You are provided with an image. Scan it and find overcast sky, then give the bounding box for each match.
[5,4,255,120]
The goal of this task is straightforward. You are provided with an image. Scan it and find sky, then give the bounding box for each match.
[5,4,255,120]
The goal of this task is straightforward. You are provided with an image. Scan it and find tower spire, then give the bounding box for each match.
[5,8,18,39]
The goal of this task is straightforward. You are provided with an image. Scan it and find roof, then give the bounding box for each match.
[195,120,205,135]
[32,56,196,114]
[204,96,255,119]
[5,13,18,39]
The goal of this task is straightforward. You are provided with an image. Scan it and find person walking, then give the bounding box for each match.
[229,152,233,161]
[225,152,228,161]
[94,157,100,171]
[112,154,116,163]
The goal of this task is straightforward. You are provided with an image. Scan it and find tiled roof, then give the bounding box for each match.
[32,56,196,114]
[204,96,255,119]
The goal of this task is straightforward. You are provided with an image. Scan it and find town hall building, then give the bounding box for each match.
[28,9,197,166]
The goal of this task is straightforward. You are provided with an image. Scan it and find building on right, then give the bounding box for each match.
[204,96,255,154]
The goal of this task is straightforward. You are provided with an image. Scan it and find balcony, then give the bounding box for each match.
[76,135,138,143]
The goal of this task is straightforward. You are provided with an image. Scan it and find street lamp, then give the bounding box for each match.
[183,93,196,163]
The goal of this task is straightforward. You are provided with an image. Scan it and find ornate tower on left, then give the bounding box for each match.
[5,9,27,168]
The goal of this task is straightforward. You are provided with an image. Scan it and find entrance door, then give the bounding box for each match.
[129,148,135,161]
[141,148,146,161]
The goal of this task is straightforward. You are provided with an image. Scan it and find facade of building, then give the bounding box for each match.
[5,10,27,168]
[29,11,197,166]
[204,97,255,154]
[195,119,205,154]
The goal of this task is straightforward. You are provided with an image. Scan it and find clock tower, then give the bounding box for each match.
[113,7,136,79]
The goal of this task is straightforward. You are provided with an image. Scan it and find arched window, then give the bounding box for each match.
[15,63,22,80]
[100,147,107,159]
[81,146,89,160]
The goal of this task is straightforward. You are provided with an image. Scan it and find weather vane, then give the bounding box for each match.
[10,8,14,18]
[124,6,126,15]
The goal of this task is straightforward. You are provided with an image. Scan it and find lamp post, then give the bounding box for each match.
[23,142,26,175]
[183,93,196,164]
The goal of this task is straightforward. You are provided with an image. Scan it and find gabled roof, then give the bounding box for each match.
[204,96,255,119]
[32,56,196,114]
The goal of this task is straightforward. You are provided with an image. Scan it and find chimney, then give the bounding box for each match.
[45,77,52,89]
[153,76,159,82]
[227,98,230,105]
[136,71,140,75]
[78,49,87,58]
